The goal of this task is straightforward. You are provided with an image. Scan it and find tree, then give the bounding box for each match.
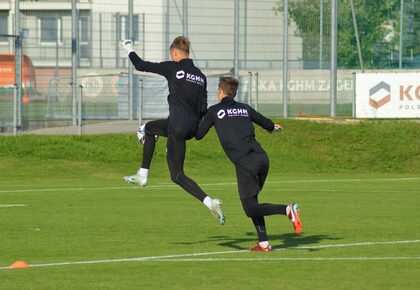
[403,0,420,67]
[273,0,410,69]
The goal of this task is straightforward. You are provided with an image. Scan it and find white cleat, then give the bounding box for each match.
[123,174,147,186]
[209,199,225,225]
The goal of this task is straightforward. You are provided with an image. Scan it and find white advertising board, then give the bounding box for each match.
[356,73,420,118]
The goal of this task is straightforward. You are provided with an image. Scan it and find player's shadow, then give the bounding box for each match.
[172,232,339,251]
[220,232,339,251]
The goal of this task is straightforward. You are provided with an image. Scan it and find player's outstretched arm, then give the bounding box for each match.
[248,106,275,131]
[119,39,172,77]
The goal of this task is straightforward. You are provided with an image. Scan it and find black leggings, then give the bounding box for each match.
[241,196,287,218]
[141,118,208,202]
[241,196,287,242]
[237,153,288,242]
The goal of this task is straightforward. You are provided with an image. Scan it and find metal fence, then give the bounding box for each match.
[0,0,419,134]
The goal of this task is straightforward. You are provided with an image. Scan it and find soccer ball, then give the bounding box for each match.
[137,124,158,144]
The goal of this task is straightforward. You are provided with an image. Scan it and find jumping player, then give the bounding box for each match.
[196,76,302,251]
[119,37,225,225]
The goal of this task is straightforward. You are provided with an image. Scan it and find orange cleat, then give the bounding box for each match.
[250,243,272,252]
[288,203,302,235]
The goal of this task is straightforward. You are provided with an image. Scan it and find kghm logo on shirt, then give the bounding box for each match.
[176,70,185,79]
[217,108,248,119]
[175,70,204,86]
[217,109,226,119]
[186,73,204,85]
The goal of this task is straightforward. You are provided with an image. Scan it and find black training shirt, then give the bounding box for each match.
[129,52,207,119]
[196,97,275,163]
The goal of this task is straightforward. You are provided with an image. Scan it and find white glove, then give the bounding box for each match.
[119,39,134,54]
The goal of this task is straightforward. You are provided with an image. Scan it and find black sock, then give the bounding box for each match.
[252,203,287,216]
[141,134,156,169]
[252,216,268,242]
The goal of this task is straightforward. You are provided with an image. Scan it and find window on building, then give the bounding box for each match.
[0,12,8,42]
[80,16,89,43]
[116,14,139,42]
[79,15,90,59]
[40,15,62,43]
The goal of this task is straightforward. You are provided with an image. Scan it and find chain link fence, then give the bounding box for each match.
[0,0,419,134]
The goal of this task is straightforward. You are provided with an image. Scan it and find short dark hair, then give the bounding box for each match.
[218,76,239,98]
[170,36,190,54]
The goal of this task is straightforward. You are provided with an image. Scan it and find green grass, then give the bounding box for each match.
[0,120,419,289]
[1,119,419,173]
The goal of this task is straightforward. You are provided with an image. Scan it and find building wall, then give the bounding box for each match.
[1,0,302,69]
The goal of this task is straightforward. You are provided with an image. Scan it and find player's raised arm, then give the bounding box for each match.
[119,39,172,78]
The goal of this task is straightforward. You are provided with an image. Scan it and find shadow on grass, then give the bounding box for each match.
[172,232,340,250]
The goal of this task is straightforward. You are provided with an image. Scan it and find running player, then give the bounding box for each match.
[119,37,225,225]
[196,76,302,251]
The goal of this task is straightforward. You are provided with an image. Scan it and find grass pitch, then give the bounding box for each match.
[0,170,419,289]
[0,120,419,289]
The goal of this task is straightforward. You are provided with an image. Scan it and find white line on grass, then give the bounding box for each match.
[0,177,419,194]
[1,239,419,270]
[272,189,419,193]
[0,204,28,208]
[277,240,420,250]
[148,257,420,262]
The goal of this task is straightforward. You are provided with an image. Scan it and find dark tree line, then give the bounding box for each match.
[273,0,419,68]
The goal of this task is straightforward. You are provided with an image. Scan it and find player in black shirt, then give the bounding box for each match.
[196,76,302,251]
[120,37,224,225]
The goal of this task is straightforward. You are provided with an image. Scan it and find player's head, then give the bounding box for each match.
[218,76,239,102]
[170,36,190,62]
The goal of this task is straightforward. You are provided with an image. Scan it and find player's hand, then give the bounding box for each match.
[273,124,283,132]
[119,39,134,52]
